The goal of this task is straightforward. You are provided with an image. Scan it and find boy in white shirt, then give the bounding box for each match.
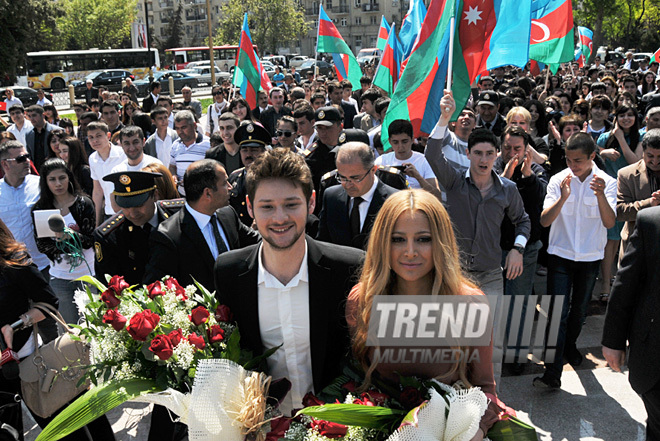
[534,132,616,389]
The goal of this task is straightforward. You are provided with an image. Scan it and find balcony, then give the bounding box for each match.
[159,0,173,8]
[362,2,379,11]
[332,5,349,13]
[305,7,319,15]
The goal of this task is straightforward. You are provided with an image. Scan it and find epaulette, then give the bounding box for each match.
[320,169,338,183]
[229,167,245,180]
[157,198,186,219]
[302,142,319,158]
[97,213,126,237]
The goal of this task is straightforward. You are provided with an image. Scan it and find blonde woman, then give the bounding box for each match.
[346,189,499,440]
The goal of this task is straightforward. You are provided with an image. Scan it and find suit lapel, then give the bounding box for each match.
[237,246,263,355]
[362,181,386,234]
[337,190,352,242]
[636,160,652,198]
[181,207,215,271]
[216,207,239,250]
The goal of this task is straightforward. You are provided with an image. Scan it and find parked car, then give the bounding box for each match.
[262,55,286,67]
[182,66,230,86]
[357,48,382,67]
[0,86,54,113]
[71,70,135,97]
[299,60,333,78]
[289,55,310,69]
[134,71,198,97]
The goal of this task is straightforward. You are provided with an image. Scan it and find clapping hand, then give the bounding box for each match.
[590,175,606,196]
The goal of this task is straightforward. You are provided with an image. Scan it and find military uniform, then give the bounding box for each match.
[228,167,251,226]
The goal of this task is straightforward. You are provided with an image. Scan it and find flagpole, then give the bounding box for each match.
[314,7,321,82]
[445,0,457,112]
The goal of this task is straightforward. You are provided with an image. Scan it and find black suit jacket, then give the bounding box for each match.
[214,237,364,393]
[602,206,660,394]
[144,205,260,289]
[142,94,157,113]
[317,180,397,249]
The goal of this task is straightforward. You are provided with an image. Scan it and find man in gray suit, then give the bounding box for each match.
[24,105,57,170]
[144,106,179,168]
[181,86,202,119]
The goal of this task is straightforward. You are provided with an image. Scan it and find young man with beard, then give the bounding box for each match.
[204,112,244,175]
[214,148,364,415]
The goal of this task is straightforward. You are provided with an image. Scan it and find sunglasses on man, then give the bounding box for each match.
[4,154,30,164]
[276,130,294,137]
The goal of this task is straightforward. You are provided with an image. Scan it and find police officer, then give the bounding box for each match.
[228,122,270,226]
[93,171,182,284]
[303,106,345,193]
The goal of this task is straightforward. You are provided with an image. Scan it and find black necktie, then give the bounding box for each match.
[350,197,364,237]
[210,214,228,256]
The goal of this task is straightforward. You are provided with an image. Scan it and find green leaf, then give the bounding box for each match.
[297,404,406,429]
[243,343,281,371]
[77,275,107,292]
[36,379,163,441]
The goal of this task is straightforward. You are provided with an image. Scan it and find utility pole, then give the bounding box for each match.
[144,0,154,82]
[206,0,216,85]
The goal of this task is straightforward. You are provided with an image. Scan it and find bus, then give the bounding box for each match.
[165,45,258,72]
[26,48,160,90]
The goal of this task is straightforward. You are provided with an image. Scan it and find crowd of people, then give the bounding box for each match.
[0,52,659,440]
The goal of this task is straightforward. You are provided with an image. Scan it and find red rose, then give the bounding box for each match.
[188,332,205,350]
[101,289,120,308]
[341,380,357,393]
[265,417,291,441]
[310,420,347,438]
[147,281,164,299]
[167,329,183,347]
[363,390,389,406]
[207,325,224,343]
[126,309,160,341]
[108,275,130,295]
[302,392,325,407]
[102,309,127,331]
[214,304,233,322]
[165,277,187,299]
[190,306,210,326]
[149,334,173,361]
[399,386,424,409]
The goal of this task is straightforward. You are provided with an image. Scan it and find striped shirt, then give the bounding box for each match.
[170,135,210,195]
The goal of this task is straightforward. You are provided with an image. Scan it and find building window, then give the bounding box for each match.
[354,0,361,6]
[355,36,362,47]
[355,17,361,25]
[327,0,333,8]
[369,35,377,46]
[370,15,378,25]
[340,18,347,26]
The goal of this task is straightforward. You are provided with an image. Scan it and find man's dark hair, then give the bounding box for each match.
[26,105,43,115]
[90,98,100,108]
[374,97,391,115]
[566,132,596,156]
[327,81,341,94]
[590,94,612,111]
[591,81,607,92]
[100,100,120,112]
[86,121,109,134]
[156,96,173,106]
[279,115,298,132]
[8,104,24,114]
[558,115,584,133]
[642,128,660,151]
[359,75,372,85]
[119,125,145,142]
[209,132,223,148]
[340,79,353,90]
[73,103,89,111]
[467,128,500,151]
[246,147,313,204]
[79,111,99,123]
[150,106,169,120]
[502,125,530,146]
[311,92,326,104]
[150,82,161,92]
[184,159,222,202]
[361,88,382,105]
[269,87,283,98]
[621,75,637,86]
[292,104,315,121]
[388,119,413,139]
[290,87,306,101]
[0,140,24,160]
[218,112,239,128]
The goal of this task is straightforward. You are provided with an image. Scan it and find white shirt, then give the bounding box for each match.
[544,165,616,262]
[205,101,227,134]
[184,203,230,259]
[110,154,162,174]
[170,137,211,195]
[7,120,33,146]
[154,128,177,167]
[349,176,379,231]
[297,131,317,152]
[375,151,436,189]
[3,97,22,110]
[89,144,127,215]
[257,242,312,415]
[168,113,174,129]
[36,97,53,107]
[0,175,49,270]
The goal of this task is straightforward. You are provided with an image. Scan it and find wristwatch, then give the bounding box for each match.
[512,245,525,254]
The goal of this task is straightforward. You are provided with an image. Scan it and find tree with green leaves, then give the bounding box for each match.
[0,0,63,83]
[214,0,308,54]
[164,4,185,51]
[57,0,138,50]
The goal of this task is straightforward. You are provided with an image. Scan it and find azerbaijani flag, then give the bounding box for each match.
[0,102,6,112]
[317,5,361,90]
[577,26,593,65]
[382,0,532,150]
[372,24,402,96]
[529,59,546,76]
[651,48,660,64]
[377,16,391,52]
[399,0,427,59]
[233,13,272,109]
[529,0,574,65]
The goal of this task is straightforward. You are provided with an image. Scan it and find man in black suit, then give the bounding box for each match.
[475,90,505,137]
[84,79,99,106]
[141,82,161,113]
[214,148,364,415]
[144,159,260,289]
[327,81,356,129]
[317,142,397,249]
[602,206,660,440]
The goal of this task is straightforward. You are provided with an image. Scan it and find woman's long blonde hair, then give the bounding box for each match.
[352,189,476,388]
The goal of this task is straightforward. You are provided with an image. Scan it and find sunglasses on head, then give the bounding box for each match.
[5,154,30,164]
[276,130,293,137]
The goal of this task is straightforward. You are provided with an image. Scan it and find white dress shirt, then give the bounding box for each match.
[7,120,33,146]
[349,176,379,231]
[297,131,317,152]
[184,203,230,259]
[257,242,312,415]
[544,165,617,262]
[154,128,177,167]
[110,154,162,174]
[89,144,127,215]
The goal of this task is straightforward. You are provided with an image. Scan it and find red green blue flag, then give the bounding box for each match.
[377,16,391,52]
[382,0,533,150]
[399,0,427,59]
[372,23,402,96]
[651,48,660,64]
[529,59,546,76]
[233,13,272,109]
[317,5,361,90]
[577,26,593,65]
[529,0,574,65]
